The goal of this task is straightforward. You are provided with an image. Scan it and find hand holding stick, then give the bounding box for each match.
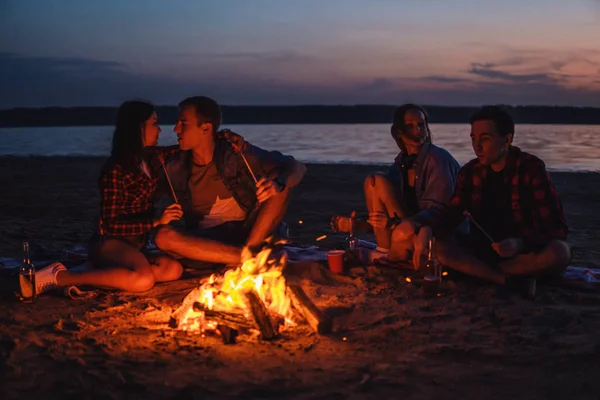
[463,210,494,243]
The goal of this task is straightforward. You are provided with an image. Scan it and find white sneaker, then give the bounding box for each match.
[34,262,67,295]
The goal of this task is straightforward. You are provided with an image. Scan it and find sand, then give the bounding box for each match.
[1,157,600,399]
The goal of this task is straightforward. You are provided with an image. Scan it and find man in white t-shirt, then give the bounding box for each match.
[154,96,306,266]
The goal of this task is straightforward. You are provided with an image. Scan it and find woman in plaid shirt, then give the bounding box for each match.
[30,100,184,294]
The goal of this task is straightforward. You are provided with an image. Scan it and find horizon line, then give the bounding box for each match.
[3,104,600,111]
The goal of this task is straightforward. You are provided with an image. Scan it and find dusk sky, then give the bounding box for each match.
[1,0,600,108]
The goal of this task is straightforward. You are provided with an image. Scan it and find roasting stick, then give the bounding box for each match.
[160,160,179,204]
[371,175,377,221]
[221,129,258,183]
[240,152,258,183]
[463,210,494,243]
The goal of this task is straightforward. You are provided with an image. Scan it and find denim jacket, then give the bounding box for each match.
[165,138,295,229]
[387,142,461,224]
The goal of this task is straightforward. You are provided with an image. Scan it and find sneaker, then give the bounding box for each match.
[34,262,67,295]
[506,276,537,300]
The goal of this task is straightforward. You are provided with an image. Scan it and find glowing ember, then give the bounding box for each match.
[177,246,295,333]
[316,235,327,241]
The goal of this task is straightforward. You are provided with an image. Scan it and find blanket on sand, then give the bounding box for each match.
[1,243,599,297]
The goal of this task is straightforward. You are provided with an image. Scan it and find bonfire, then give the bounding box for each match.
[170,244,331,343]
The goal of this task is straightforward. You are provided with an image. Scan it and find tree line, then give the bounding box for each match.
[1,105,599,127]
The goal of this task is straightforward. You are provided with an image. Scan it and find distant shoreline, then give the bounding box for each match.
[1,105,600,127]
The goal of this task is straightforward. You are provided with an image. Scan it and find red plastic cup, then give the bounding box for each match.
[327,250,345,274]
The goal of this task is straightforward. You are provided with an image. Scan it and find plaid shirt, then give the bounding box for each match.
[98,146,180,236]
[425,146,568,251]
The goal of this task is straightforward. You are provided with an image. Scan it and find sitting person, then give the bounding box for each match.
[27,100,185,295]
[395,105,570,298]
[154,96,306,265]
[332,104,461,268]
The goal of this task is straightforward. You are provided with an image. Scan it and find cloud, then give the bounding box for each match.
[0,53,214,108]
[1,53,600,108]
[212,50,313,63]
[468,62,562,84]
[357,78,396,92]
[421,76,470,83]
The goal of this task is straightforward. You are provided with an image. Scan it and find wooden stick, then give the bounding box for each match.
[463,211,494,243]
[287,285,332,334]
[169,287,201,328]
[239,152,258,183]
[243,290,277,340]
[192,302,254,330]
[220,129,257,183]
[216,324,238,345]
[160,160,179,203]
[370,175,377,214]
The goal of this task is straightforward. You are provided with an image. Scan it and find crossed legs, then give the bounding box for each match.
[154,189,291,264]
[436,236,571,285]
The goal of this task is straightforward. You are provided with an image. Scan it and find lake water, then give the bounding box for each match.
[1,124,599,171]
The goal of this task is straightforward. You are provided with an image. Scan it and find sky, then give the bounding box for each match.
[1,0,600,108]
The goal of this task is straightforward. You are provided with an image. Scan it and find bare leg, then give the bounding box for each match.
[363,173,408,251]
[154,225,242,265]
[55,238,169,292]
[386,228,414,261]
[436,237,506,285]
[147,254,184,282]
[246,189,290,248]
[500,240,571,276]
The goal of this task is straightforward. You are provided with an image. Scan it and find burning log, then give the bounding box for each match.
[192,302,254,331]
[217,325,238,344]
[287,285,332,334]
[243,290,277,340]
[169,287,202,328]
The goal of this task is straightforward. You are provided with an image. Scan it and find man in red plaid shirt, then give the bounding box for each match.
[394,106,571,298]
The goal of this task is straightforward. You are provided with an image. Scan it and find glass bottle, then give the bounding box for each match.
[19,241,36,301]
[345,213,359,251]
[423,236,441,292]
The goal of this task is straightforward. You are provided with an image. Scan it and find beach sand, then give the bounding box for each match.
[1,157,600,399]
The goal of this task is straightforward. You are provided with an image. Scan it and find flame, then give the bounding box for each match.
[178,246,295,333]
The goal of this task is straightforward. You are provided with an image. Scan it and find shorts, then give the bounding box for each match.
[187,221,251,246]
[87,232,151,268]
[186,220,289,247]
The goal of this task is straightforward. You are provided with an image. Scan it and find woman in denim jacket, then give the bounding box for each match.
[333,104,461,269]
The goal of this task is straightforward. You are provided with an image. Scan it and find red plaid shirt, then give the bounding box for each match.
[98,146,180,236]
[430,146,568,250]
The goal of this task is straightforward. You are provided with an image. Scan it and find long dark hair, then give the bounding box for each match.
[111,100,155,168]
[391,103,433,155]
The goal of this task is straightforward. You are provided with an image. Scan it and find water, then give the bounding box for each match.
[1,124,599,171]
